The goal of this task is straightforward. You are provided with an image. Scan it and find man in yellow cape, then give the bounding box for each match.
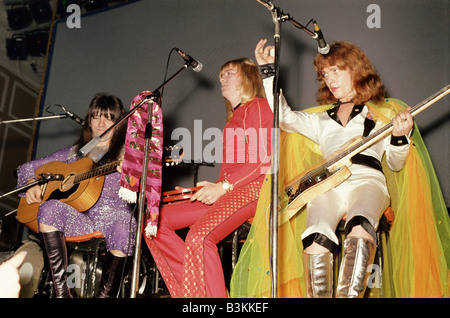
[230,98,450,298]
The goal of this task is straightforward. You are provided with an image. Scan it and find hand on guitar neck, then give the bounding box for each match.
[392,106,413,137]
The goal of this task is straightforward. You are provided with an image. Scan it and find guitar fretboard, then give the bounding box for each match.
[73,160,121,184]
[296,84,450,185]
[325,84,450,169]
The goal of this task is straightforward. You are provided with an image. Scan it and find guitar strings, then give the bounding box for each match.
[73,160,121,184]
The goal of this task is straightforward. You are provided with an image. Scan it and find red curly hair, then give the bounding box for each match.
[314,41,386,105]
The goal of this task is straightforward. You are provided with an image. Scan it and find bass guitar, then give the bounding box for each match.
[17,157,120,233]
[281,84,450,224]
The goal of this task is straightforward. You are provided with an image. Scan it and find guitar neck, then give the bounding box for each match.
[73,159,121,183]
[325,84,450,169]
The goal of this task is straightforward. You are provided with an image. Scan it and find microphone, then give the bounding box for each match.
[175,48,203,72]
[312,20,330,55]
[61,106,85,126]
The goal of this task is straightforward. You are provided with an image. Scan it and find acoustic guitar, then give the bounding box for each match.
[281,84,450,224]
[17,145,185,232]
[17,157,120,232]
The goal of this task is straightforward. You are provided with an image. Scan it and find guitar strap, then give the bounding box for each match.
[362,110,376,137]
[351,108,382,172]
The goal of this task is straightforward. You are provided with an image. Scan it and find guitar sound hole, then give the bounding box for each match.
[48,183,80,201]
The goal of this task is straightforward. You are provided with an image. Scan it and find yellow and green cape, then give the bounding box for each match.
[230,99,450,298]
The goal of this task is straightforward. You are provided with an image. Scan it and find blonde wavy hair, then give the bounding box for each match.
[314,41,386,105]
[220,58,266,122]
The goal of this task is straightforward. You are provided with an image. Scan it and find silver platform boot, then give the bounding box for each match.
[303,251,334,298]
[336,237,377,298]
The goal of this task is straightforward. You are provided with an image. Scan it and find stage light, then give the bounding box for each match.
[29,1,53,24]
[27,32,49,56]
[7,7,33,30]
[6,36,28,60]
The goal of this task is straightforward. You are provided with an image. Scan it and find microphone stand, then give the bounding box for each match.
[78,62,191,299]
[191,162,214,186]
[256,0,319,298]
[130,100,155,299]
[0,112,80,212]
[0,173,64,200]
[0,173,63,241]
[269,3,281,300]
[0,114,69,125]
[78,64,189,158]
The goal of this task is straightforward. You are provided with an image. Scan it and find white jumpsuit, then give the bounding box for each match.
[263,77,411,248]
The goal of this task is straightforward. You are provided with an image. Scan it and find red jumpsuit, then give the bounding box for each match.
[146,97,272,297]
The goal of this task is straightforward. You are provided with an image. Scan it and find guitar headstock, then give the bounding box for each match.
[164,145,184,166]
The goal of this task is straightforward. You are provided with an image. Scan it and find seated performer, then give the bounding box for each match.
[145,58,273,298]
[256,40,414,297]
[231,41,449,298]
[230,39,450,298]
[16,93,135,298]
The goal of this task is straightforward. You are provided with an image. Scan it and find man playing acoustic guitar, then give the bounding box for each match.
[16,93,134,298]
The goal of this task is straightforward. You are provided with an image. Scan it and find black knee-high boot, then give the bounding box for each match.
[41,231,76,298]
[96,252,126,298]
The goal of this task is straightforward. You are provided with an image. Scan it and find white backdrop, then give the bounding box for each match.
[35,0,449,205]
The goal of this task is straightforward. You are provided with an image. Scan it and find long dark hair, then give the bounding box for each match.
[75,93,127,163]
